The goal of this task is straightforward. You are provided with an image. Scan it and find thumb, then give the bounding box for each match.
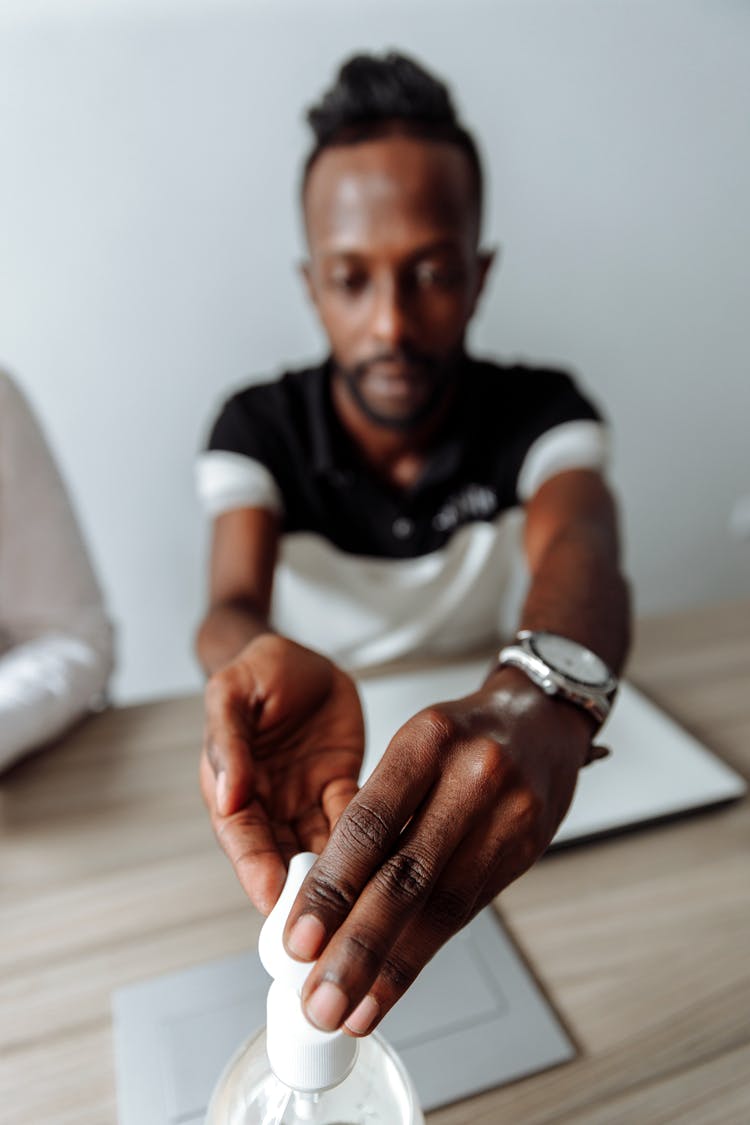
[321,776,360,829]
[211,732,255,816]
[204,675,258,815]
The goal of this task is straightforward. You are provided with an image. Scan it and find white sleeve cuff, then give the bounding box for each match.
[195,451,284,517]
[517,420,610,502]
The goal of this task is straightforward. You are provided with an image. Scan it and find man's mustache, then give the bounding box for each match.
[349,349,435,378]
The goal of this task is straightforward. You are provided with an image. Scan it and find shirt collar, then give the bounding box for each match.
[306,354,472,488]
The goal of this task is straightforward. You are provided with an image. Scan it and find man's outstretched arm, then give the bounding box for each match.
[196,506,365,913]
[283,469,631,1038]
[517,467,630,673]
[195,508,280,676]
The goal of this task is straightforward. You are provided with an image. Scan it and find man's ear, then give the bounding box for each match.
[299,260,318,308]
[467,246,499,319]
[476,246,499,302]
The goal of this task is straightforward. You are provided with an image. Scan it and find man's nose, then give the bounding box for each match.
[370,277,411,349]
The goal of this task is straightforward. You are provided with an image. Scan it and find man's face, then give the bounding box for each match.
[302,132,493,430]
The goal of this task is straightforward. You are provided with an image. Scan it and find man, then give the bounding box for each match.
[0,367,114,773]
[196,53,629,1040]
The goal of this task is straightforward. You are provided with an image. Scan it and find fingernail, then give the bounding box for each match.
[216,770,229,815]
[286,914,326,961]
[345,994,380,1036]
[306,981,349,1031]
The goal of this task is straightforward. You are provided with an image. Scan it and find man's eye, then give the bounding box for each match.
[414,264,461,289]
[328,273,367,294]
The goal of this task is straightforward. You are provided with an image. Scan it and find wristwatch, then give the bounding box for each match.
[497,630,618,729]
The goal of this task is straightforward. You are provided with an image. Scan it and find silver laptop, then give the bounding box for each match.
[113,671,745,1124]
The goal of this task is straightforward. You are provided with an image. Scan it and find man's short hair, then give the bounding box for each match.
[302,51,483,228]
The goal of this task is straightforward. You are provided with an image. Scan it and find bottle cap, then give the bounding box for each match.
[266,978,357,1091]
[259,852,358,1092]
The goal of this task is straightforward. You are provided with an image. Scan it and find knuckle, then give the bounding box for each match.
[214,808,255,851]
[213,814,238,854]
[336,800,392,855]
[229,842,278,873]
[374,851,434,905]
[416,705,459,750]
[515,785,543,827]
[214,816,232,848]
[467,737,508,789]
[339,928,386,976]
[512,787,546,859]
[304,870,358,917]
[379,949,419,995]
[425,884,475,935]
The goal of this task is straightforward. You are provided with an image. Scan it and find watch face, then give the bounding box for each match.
[530,633,611,687]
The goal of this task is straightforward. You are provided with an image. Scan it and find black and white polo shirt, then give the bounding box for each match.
[196,356,608,670]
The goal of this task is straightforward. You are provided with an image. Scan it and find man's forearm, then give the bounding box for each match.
[506,470,632,677]
[517,525,631,673]
[195,599,274,676]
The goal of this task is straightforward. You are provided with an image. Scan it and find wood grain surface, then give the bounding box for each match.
[1,601,748,1124]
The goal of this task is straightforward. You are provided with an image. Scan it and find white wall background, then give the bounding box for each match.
[0,0,748,702]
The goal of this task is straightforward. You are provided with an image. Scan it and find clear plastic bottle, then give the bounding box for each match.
[205,853,425,1125]
[205,1024,423,1124]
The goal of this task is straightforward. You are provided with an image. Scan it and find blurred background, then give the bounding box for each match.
[0,0,747,702]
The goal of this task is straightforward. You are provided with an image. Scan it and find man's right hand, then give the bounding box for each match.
[200,634,365,915]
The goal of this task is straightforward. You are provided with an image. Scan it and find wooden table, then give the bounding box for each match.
[2,601,749,1124]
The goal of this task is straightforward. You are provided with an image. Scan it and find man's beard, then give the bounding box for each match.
[335,349,460,432]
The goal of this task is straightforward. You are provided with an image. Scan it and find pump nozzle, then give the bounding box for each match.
[258,852,358,1093]
[258,852,319,992]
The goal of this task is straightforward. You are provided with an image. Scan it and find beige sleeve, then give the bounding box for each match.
[0,371,115,769]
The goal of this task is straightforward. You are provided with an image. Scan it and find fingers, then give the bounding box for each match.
[200,655,279,905]
[200,749,287,914]
[321,776,360,830]
[203,666,258,815]
[340,822,537,1037]
[343,787,550,1036]
[297,800,467,1034]
[343,886,478,1036]
[291,776,360,856]
[282,711,448,963]
[293,806,332,857]
[199,743,357,915]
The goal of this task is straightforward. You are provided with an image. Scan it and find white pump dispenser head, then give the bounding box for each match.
[258,852,358,1093]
